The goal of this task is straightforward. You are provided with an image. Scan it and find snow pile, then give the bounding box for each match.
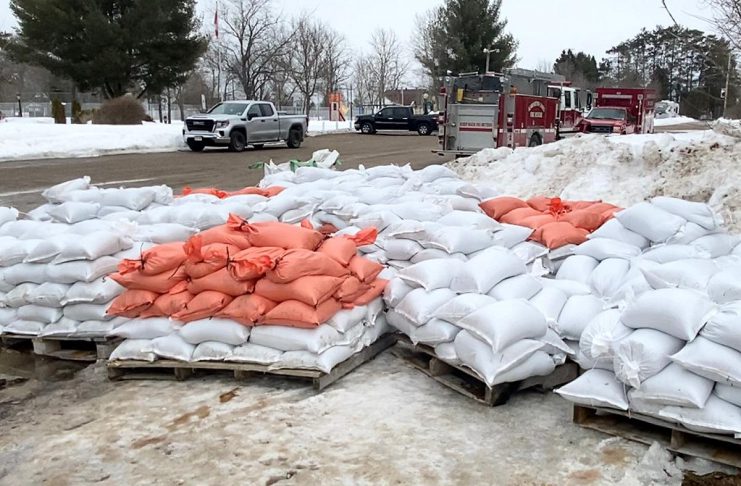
[653,116,698,127]
[448,130,741,231]
[0,121,186,161]
[307,120,354,136]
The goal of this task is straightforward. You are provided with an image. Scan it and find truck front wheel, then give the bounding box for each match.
[287,128,302,148]
[417,123,432,136]
[228,131,246,152]
[187,140,205,152]
[360,122,375,134]
[528,133,543,147]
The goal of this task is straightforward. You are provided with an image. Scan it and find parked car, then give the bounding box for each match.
[183,101,308,152]
[354,106,437,136]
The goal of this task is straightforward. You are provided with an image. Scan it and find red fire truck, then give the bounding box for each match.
[576,87,656,135]
[436,69,563,157]
[547,83,592,134]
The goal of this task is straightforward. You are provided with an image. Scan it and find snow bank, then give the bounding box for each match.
[653,115,698,127]
[447,129,741,231]
[1,117,56,124]
[0,122,186,161]
[307,120,354,136]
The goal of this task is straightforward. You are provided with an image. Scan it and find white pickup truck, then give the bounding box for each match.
[183,100,308,152]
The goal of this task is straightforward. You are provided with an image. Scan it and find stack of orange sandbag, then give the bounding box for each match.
[105,215,391,370]
[479,196,621,249]
[180,185,285,199]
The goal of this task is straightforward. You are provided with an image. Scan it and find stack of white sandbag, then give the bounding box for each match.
[108,298,389,374]
[384,246,573,387]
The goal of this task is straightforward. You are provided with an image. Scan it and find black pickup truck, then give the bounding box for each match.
[354,106,437,136]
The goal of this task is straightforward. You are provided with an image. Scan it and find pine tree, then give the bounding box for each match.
[414,0,517,77]
[8,0,207,98]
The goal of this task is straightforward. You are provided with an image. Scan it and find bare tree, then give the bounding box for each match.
[707,0,741,50]
[367,29,409,106]
[288,16,329,115]
[352,55,376,106]
[321,29,352,97]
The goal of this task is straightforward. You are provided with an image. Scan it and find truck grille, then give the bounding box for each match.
[186,119,214,132]
[587,125,612,134]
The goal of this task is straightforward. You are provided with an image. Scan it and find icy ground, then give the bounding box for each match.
[449,123,741,231]
[2,350,717,485]
[0,119,353,162]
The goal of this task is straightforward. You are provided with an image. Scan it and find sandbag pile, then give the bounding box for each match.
[106,217,390,372]
[383,246,573,387]
[479,196,621,249]
[555,198,741,436]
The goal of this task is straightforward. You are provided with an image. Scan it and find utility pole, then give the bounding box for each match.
[723,49,732,119]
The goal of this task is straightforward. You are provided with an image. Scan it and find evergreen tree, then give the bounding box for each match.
[553,50,600,86]
[8,0,207,98]
[414,0,517,77]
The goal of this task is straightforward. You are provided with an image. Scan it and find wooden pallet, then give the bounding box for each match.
[393,336,578,406]
[1,333,121,362]
[573,405,741,469]
[107,334,395,390]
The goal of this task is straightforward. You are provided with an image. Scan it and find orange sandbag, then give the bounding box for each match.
[334,276,370,303]
[601,206,620,221]
[229,247,284,281]
[266,249,350,283]
[519,213,557,229]
[139,290,194,318]
[318,237,358,266]
[559,209,605,232]
[181,186,228,199]
[187,268,256,296]
[346,279,388,307]
[217,294,277,325]
[118,242,187,276]
[262,186,285,197]
[109,267,187,293]
[227,215,324,250]
[531,222,589,249]
[107,290,160,318]
[301,219,339,236]
[479,197,530,220]
[347,255,383,283]
[190,226,252,250]
[184,243,241,279]
[254,275,344,306]
[259,298,342,328]
[585,202,620,215]
[500,206,543,225]
[526,196,552,212]
[172,291,233,322]
[344,227,378,247]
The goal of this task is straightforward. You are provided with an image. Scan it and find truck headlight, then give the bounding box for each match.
[612,126,621,133]
[215,120,229,129]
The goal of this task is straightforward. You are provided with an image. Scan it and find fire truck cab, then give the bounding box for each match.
[547,84,592,134]
[436,68,563,157]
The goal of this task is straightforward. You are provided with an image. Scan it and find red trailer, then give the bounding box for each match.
[577,88,656,135]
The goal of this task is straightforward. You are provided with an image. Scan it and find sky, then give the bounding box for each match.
[1,0,715,80]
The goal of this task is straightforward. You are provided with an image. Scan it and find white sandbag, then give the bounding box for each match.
[422,227,495,254]
[707,270,741,304]
[651,196,720,230]
[0,307,17,323]
[179,318,250,345]
[411,318,460,345]
[660,395,741,435]
[383,239,424,261]
[666,222,716,245]
[109,318,180,339]
[18,305,62,324]
[192,341,235,361]
[24,234,80,263]
[277,345,356,373]
[413,164,458,183]
[613,329,685,388]
[0,238,42,267]
[410,248,465,264]
[556,255,599,284]
[588,219,650,248]
[109,339,156,362]
[701,303,741,352]
[615,202,686,243]
[249,324,342,354]
[640,259,718,292]
[0,221,68,239]
[39,317,79,337]
[555,369,629,410]
[395,288,456,326]
[62,278,125,305]
[509,241,548,264]
[641,244,710,263]
[386,309,419,336]
[384,278,416,307]
[539,278,592,296]
[366,298,384,324]
[620,288,715,341]
[100,187,157,210]
[26,283,69,307]
[398,259,465,291]
[0,207,18,226]
[326,306,367,332]
[579,309,631,362]
[351,211,401,231]
[555,294,605,341]
[3,283,38,308]
[45,256,119,284]
[389,202,448,222]
[433,293,497,323]
[456,300,547,352]
[42,176,91,203]
[387,260,413,270]
[629,363,714,408]
[151,333,196,361]
[671,337,741,386]
[529,287,568,326]
[715,384,741,407]
[454,330,544,386]
[492,351,556,386]
[47,202,101,224]
[55,231,131,263]
[692,233,739,258]
[451,247,526,294]
[63,303,111,322]
[589,258,631,298]
[1,263,47,285]
[76,317,127,336]
[574,239,641,261]
[434,342,459,363]
[383,221,441,241]
[438,211,501,230]
[71,218,134,235]
[229,343,283,364]
[539,328,575,356]
[488,274,542,300]
[3,320,46,335]
[488,223,532,249]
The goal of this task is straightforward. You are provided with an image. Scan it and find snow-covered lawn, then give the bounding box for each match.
[307,119,354,136]
[653,115,699,126]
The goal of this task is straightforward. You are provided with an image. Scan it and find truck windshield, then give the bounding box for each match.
[587,108,626,120]
[208,103,249,115]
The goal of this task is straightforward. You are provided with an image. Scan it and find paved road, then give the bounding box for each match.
[0,133,448,211]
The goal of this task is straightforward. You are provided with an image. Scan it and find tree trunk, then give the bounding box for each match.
[166,88,172,124]
[158,95,163,123]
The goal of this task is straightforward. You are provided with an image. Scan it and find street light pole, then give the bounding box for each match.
[723,50,732,119]
[483,47,499,74]
[16,93,22,117]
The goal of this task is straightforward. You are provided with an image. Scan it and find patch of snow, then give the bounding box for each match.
[1,117,56,124]
[307,120,354,136]
[0,121,186,162]
[653,116,698,127]
[447,128,741,231]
